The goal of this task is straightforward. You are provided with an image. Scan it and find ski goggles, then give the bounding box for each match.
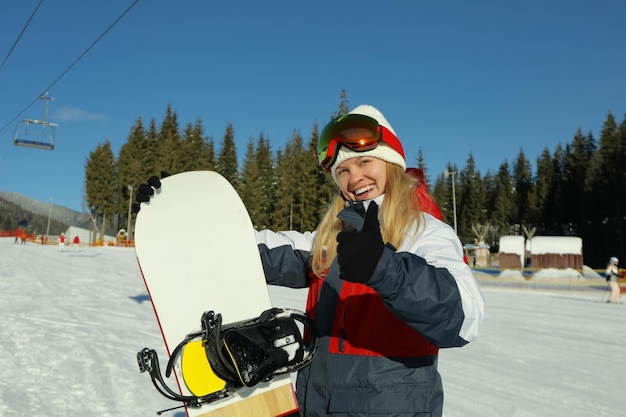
[317,113,399,170]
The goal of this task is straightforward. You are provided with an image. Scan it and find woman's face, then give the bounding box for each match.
[335,156,387,201]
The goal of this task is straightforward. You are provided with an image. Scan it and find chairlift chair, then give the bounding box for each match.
[13,119,57,150]
[13,93,57,151]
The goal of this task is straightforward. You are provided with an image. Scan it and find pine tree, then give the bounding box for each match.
[457,153,485,243]
[85,141,117,241]
[274,131,308,231]
[433,163,459,230]
[154,104,182,174]
[273,149,289,231]
[557,130,595,235]
[490,161,515,235]
[529,147,556,233]
[306,123,334,229]
[117,117,156,237]
[144,119,159,174]
[255,134,275,230]
[414,147,434,187]
[481,171,498,247]
[331,89,350,119]
[512,149,533,227]
[586,112,626,264]
[239,134,275,230]
[216,123,239,187]
[240,139,264,227]
[179,119,214,172]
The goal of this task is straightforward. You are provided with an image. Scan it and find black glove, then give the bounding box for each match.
[336,202,384,283]
[131,171,170,213]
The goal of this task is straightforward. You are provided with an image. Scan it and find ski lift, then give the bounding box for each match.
[13,93,57,150]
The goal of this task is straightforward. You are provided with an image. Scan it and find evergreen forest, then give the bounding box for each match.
[84,93,626,269]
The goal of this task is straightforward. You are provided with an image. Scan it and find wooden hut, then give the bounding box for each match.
[529,236,583,270]
[498,235,525,269]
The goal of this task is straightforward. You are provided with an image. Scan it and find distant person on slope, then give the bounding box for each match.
[58,233,65,252]
[605,256,622,303]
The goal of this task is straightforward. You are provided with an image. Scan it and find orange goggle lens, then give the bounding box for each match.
[317,114,382,170]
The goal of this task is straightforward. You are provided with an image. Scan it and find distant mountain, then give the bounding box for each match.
[0,192,91,234]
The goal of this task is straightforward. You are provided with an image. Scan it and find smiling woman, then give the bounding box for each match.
[255,104,485,417]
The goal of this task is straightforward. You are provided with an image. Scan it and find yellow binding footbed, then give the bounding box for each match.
[180,340,227,396]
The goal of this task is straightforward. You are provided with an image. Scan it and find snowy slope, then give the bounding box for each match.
[0,238,624,417]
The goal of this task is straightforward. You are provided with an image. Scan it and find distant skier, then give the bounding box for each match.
[605,256,622,303]
[58,233,65,252]
[73,235,80,247]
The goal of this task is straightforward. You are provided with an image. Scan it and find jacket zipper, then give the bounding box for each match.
[338,283,355,353]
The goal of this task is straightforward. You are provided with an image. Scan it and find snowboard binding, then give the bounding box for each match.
[137,307,318,411]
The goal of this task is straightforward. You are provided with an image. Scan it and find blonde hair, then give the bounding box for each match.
[311,163,422,276]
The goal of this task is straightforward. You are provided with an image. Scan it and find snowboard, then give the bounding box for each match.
[134,170,300,417]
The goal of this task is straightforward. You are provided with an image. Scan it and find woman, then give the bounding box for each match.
[256,104,485,416]
[606,256,621,303]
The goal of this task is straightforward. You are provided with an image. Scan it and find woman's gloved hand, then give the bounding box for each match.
[131,171,170,213]
[336,202,384,284]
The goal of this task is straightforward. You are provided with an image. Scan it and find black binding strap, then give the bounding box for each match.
[209,308,319,387]
[137,307,318,412]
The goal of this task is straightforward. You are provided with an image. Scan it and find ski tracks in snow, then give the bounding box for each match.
[0,240,171,417]
[1,239,625,417]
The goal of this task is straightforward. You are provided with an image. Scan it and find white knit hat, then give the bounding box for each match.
[330,105,406,183]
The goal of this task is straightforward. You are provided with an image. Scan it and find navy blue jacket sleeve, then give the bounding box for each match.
[256,230,314,289]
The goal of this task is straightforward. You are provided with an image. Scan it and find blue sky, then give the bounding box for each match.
[1,1,625,213]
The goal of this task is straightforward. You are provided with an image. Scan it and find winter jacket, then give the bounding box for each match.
[256,198,484,417]
[606,265,619,282]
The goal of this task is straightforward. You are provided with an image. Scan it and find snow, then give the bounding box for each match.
[1,238,624,417]
[499,235,525,256]
[530,236,583,255]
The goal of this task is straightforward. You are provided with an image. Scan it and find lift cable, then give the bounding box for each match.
[0,0,141,135]
[0,0,44,72]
